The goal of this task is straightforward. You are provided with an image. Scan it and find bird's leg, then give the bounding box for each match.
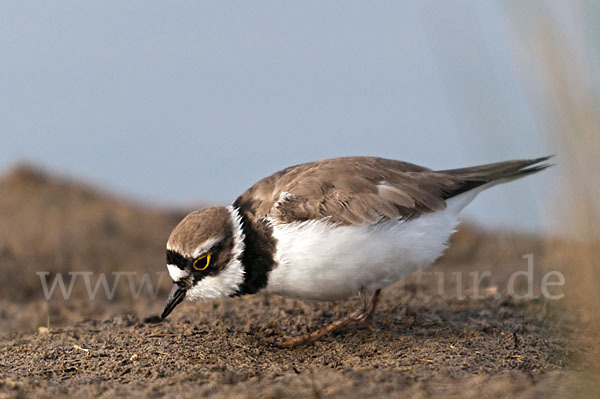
[273,289,382,348]
[354,288,381,330]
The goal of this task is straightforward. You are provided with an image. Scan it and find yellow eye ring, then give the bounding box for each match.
[193,254,211,271]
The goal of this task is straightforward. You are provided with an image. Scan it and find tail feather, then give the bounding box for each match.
[438,156,554,200]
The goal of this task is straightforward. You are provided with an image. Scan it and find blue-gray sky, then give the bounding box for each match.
[2,1,576,232]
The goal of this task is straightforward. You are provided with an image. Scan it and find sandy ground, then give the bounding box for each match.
[0,166,596,398]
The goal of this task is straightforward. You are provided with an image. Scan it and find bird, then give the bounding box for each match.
[160,156,552,347]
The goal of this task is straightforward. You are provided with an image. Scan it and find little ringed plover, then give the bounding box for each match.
[160,156,552,347]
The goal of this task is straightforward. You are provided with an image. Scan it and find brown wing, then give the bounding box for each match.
[232,156,552,225]
[233,156,455,225]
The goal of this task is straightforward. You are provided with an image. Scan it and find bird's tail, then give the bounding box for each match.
[437,156,554,200]
[437,156,554,213]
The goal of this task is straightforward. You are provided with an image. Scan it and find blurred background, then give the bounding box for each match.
[1,1,599,396]
[3,1,597,235]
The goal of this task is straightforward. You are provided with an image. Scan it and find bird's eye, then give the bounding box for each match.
[193,254,211,271]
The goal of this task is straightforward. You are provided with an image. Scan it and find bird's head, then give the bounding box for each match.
[160,206,245,319]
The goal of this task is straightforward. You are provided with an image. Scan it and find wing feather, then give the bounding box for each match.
[232,156,552,226]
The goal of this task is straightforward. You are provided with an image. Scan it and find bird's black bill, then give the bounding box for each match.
[161,284,187,319]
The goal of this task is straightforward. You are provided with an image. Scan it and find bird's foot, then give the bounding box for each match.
[270,289,382,348]
[270,308,361,348]
[353,313,377,331]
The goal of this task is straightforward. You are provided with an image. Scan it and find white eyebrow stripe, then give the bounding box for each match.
[166,242,178,252]
[167,264,189,282]
[192,236,224,258]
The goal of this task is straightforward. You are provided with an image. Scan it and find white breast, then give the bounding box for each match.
[264,207,461,301]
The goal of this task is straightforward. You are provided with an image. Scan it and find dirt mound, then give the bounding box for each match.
[0,165,185,328]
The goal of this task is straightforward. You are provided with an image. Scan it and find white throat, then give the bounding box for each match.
[186,206,246,301]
